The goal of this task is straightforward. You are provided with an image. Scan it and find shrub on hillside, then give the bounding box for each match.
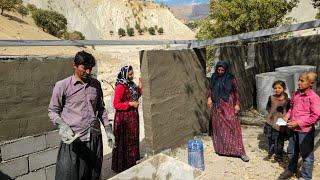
[32,9,67,36]
[138,28,143,35]
[135,23,140,30]
[158,27,164,34]
[27,3,37,12]
[148,27,155,35]
[143,26,148,32]
[118,28,126,37]
[17,5,29,18]
[127,27,134,36]
[61,31,85,40]
[69,31,85,40]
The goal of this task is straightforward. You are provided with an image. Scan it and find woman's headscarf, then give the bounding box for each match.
[210,61,235,106]
[115,65,139,101]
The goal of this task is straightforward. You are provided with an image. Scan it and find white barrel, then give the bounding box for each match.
[255,72,294,116]
[275,65,317,91]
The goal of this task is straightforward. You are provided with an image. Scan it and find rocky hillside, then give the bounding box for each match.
[170,3,209,21]
[287,0,317,23]
[23,0,195,40]
[0,11,84,56]
[155,0,208,6]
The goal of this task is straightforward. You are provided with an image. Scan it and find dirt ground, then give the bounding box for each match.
[172,126,320,180]
[101,108,320,179]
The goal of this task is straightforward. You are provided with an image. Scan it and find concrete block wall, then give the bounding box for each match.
[0,130,59,179]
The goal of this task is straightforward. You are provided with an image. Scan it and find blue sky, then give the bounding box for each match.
[154,0,209,6]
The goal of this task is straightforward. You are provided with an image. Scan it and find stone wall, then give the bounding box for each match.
[0,56,73,142]
[141,49,209,154]
[0,130,59,180]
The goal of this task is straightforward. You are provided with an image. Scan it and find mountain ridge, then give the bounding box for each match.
[23,0,195,40]
[155,0,208,6]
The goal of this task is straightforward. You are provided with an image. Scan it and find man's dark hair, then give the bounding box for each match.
[74,51,96,68]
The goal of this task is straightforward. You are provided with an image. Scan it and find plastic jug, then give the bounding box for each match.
[188,137,205,171]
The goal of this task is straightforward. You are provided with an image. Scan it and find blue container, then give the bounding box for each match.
[188,138,205,171]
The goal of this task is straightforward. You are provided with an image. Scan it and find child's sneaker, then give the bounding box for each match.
[268,153,274,159]
[264,153,274,161]
[274,156,283,162]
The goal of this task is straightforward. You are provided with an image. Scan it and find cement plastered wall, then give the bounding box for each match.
[0,56,73,142]
[141,49,209,154]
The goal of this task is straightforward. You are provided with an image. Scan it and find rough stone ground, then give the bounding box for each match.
[101,109,320,180]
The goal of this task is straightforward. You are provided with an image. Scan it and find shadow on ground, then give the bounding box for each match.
[3,13,28,24]
[257,132,289,172]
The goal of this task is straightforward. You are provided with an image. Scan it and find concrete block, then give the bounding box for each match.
[0,135,46,161]
[29,148,58,171]
[16,168,46,180]
[45,165,56,180]
[0,156,28,178]
[45,130,60,148]
[110,153,204,180]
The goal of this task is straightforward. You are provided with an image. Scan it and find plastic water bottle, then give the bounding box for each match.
[188,137,205,171]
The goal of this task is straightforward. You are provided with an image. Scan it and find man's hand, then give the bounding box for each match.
[287,121,299,129]
[105,124,116,149]
[234,104,240,114]
[207,98,213,109]
[55,117,77,144]
[129,101,139,108]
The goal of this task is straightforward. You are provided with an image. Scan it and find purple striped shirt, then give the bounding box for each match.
[48,75,108,141]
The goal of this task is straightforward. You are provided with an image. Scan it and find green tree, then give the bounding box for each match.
[138,28,143,35]
[118,28,126,37]
[32,9,67,36]
[158,27,164,34]
[135,23,140,30]
[69,31,85,40]
[143,26,148,32]
[148,27,155,35]
[127,27,134,36]
[196,0,298,40]
[0,0,22,15]
[27,3,37,12]
[17,5,29,18]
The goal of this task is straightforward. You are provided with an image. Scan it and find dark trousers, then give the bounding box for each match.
[55,135,103,180]
[287,129,314,180]
[268,135,285,158]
